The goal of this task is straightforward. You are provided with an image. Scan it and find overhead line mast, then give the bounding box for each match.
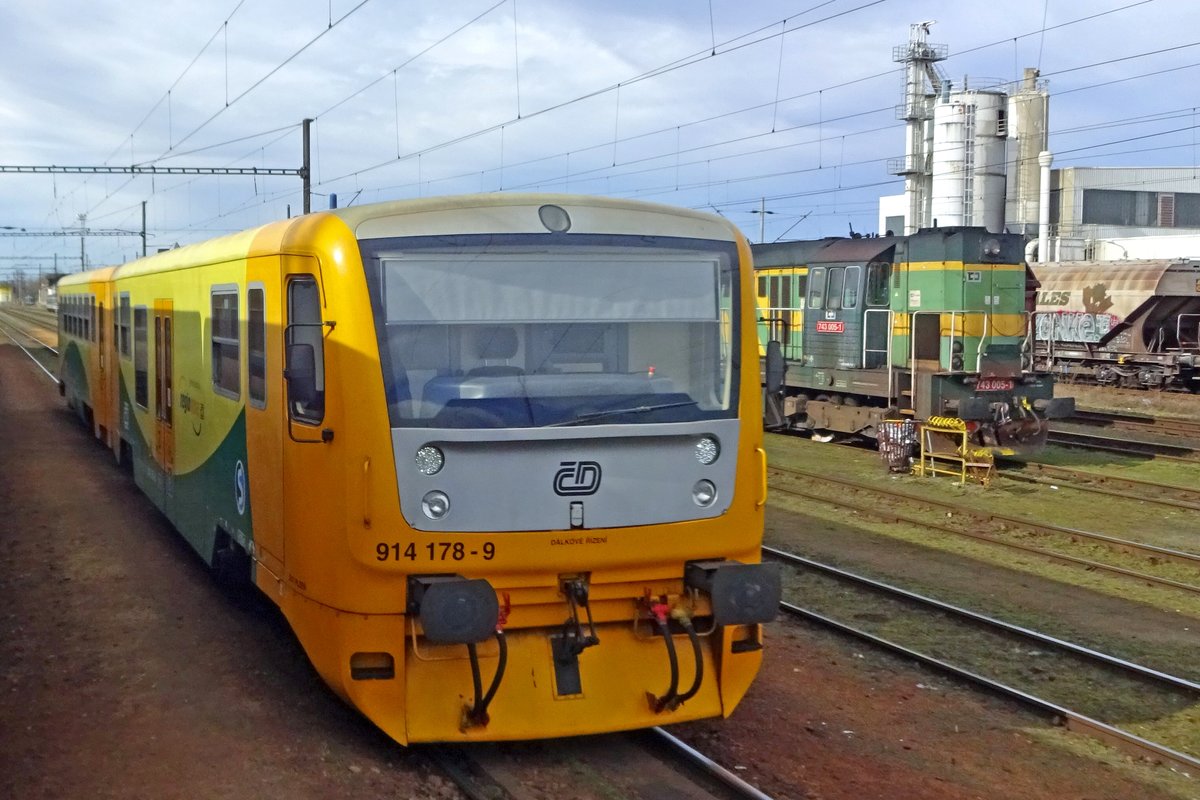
[0,119,314,215]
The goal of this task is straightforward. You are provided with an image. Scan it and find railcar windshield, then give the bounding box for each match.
[360,235,739,428]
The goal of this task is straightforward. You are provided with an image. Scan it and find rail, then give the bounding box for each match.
[0,317,60,384]
[765,546,1200,775]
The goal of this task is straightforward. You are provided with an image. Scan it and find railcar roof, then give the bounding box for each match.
[330,193,737,243]
[1036,259,1197,295]
[752,237,896,268]
[61,195,740,284]
[56,265,118,288]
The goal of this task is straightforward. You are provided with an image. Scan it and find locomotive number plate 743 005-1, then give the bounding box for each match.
[976,378,1015,392]
[376,542,497,561]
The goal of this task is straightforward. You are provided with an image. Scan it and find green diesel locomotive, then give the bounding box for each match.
[756,227,1074,453]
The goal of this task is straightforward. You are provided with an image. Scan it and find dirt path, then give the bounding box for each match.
[0,346,455,800]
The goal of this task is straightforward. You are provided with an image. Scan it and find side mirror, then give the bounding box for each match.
[285,343,317,406]
[765,340,786,394]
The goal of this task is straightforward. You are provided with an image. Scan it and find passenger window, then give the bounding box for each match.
[119,293,132,359]
[796,274,807,310]
[248,287,266,406]
[287,277,325,423]
[808,267,826,310]
[134,307,149,408]
[843,266,860,310]
[211,289,240,398]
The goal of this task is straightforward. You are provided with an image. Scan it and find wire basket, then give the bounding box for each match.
[878,419,917,472]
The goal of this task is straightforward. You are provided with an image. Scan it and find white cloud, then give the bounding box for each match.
[0,0,1196,269]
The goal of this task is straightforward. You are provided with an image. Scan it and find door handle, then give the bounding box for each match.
[755,447,768,508]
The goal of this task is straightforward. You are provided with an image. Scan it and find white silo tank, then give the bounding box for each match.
[970,89,1008,233]
[930,87,1008,232]
[1005,68,1049,236]
[930,97,967,227]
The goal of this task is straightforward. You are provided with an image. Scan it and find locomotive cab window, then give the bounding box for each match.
[826,268,845,311]
[866,262,891,306]
[808,267,827,310]
[211,289,240,399]
[843,266,861,310]
[286,277,325,424]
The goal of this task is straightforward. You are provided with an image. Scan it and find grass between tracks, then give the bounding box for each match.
[764,433,1200,761]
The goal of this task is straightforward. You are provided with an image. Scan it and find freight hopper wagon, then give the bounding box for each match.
[755,227,1074,452]
[55,195,780,744]
[1031,259,1200,390]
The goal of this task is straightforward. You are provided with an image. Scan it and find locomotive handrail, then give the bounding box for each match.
[909,310,957,415]
[976,312,990,371]
[762,305,798,360]
[1021,311,1033,371]
[862,308,893,400]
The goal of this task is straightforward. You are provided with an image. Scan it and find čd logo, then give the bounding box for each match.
[554,461,602,496]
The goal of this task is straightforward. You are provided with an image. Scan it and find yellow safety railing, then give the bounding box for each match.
[915,415,994,485]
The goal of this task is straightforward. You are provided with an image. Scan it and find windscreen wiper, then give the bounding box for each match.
[549,400,698,427]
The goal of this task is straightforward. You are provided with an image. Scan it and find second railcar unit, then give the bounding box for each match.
[756,227,1073,451]
[1031,259,1200,390]
[56,194,779,745]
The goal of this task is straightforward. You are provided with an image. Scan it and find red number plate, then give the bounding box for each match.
[976,378,1014,392]
[815,320,845,333]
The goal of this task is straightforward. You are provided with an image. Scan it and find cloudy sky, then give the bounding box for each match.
[0,0,1196,275]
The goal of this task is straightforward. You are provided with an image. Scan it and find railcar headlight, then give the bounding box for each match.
[422,490,451,520]
[415,445,444,475]
[538,204,572,233]
[692,480,717,507]
[951,340,964,353]
[982,238,1002,258]
[694,435,720,465]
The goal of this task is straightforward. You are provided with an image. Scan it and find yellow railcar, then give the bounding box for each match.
[56,194,778,744]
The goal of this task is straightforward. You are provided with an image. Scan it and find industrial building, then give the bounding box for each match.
[878,23,1200,263]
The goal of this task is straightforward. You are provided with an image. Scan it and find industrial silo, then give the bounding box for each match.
[1005,68,1050,237]
[930,85,1008,233]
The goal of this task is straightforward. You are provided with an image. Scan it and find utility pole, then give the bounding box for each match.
[0,118,312,218]
[750,198,775,244]
[78,213,86,271]
[302,118,312,214]
[141,201,147,257]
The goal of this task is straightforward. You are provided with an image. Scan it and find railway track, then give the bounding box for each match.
[2,306,777,800]
[1071,407,1200,441]
[0,304,59,347]
[429,728,774,800]
[0,312,59,382]
[765,546,1200,774]
[1046,428,1200,462]
[768,464,1200,596]
[996,459,1200,510]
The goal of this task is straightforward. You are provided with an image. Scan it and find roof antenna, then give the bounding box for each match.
[848,221,862,239]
